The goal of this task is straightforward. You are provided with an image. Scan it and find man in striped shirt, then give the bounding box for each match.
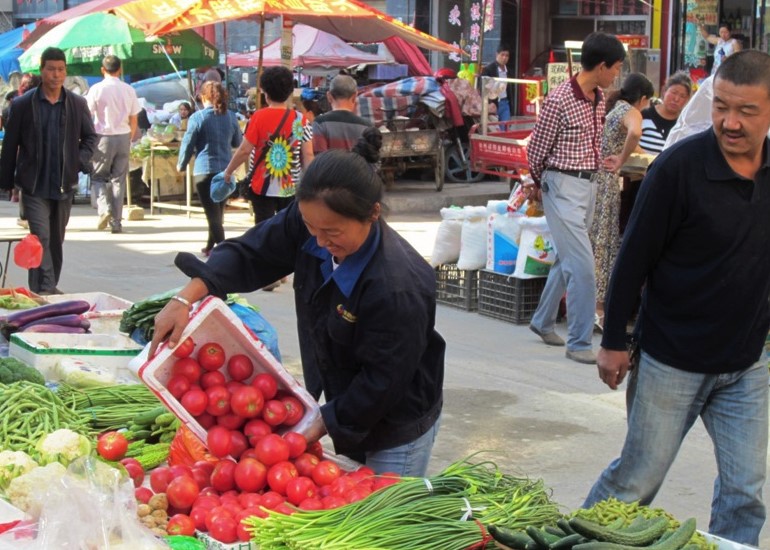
[526,32,626,365]
[312,75,371,153]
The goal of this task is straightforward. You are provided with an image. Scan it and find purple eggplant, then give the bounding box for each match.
[19,314,89,332]
[20,324,87,334]
[2,300,91,335]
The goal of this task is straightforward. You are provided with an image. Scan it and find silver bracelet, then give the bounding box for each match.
[170,295,192,309]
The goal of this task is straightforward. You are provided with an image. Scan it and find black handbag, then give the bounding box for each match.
[236,108,293,199]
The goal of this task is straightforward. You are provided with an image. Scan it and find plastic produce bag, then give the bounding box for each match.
[430,207,465,267]
[13,235,42,270]
[513,217,556,279]
[456,206,488,270]
[0,457,169,549]
[229,302,281,362]
[486,211,523,275]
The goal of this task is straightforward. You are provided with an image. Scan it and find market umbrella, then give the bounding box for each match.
[0,23,36,81]
[18,13,218,77]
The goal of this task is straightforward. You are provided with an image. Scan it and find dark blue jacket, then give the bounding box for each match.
[0,86,96,195]
[175,201,445,456]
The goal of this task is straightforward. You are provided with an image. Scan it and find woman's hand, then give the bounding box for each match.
[149,300,193,357]
[602,155,623,173]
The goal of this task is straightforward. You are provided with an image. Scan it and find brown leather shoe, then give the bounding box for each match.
[529,324,565,346]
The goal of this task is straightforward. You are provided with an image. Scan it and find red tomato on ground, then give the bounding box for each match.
[172,337,196,359]
[230,386,264,419]
[280,396,304,426]
[167,513,196,536]
[234,458,268,493]
[198,342,226,371]
[255,434,290,466]
[172,356,201,382]
[251,373,278,400]
[226,354,254,381]
[206,426,232,458]
[166,476,200,510]
[262,399,288,426]
[181,388,208,416]
[96,431,128,461]
[312,460,342,487]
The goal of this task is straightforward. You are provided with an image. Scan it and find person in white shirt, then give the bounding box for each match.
[86,55,141,234]
[700,22,742,75]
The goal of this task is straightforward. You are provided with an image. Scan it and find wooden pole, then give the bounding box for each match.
[256,10,266,110]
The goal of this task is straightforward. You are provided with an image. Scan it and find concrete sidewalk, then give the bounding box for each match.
[0,191,767,547]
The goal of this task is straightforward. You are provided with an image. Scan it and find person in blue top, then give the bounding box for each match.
[151,129,445,475]
[177,82,242,256]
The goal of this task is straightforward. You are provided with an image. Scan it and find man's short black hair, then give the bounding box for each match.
[102,55,121,74]
[580,32,626,71]
[259,66,294,103]
[716,50,770,96]
[497,44,510,54]
[40,47,66,70]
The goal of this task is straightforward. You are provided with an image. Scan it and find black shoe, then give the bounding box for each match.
[111,226,122,234]
[39,288,64,296]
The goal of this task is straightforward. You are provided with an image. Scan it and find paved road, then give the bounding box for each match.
[0,198,766,546]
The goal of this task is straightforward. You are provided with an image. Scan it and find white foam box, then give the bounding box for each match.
[9,332,143,381]
[701,532,755,550]
[196,531,254,550]
[44,292,134,334]
[138,296,320,444]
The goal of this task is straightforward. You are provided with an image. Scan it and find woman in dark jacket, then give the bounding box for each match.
[151,129,444,476]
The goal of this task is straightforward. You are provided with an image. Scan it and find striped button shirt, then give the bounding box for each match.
[527,76,605,185]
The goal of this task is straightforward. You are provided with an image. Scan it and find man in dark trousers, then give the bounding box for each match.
[312,74,371,154]
[481,44,514,121]
[0,47,97,295]
[584,50,770,546]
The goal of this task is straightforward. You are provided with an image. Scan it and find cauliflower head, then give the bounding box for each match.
[35,429,92,466]
[0,450,38,491]
[6,462,67,516]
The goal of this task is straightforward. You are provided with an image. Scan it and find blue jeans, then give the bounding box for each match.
[497,98,511,122]
[365,416,441,477]
[584,352,768,545]
[530,170,598,350]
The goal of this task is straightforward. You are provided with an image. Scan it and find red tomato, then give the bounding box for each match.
[198,342,226,372]
[210,460,237,493]
[259,491,285,510]
[225,380,246,394]
[172,337,196,359]
[329,475,356,498]
[273,502,296,515]
[298,497,324,511]
[237,492,262,509]
[243,419,272,447]
[233,457,268,493]
[346,485,372,503]
[150,467,174,493]
[312,460,342,487]
[189,506,209,531]
[216,412,245,431]
[282,432,307,459]
[285,476,317,506]
[206,426,232,458]
[230,386,264,419]
[280,396,304,427]
[193,460,216,478]
[135,486,153,504]
[307,440,324,459]
[167,375,192,399]
[167,513,196,536]
[96,431,128,461]
[166,476,200,510]
[206,385,231,417]
[267,461,298,495]
[372,472,401,491]
[200,370,227,390]
[228,430,249,460]
[195,412,216,430]
[172,356,201,383]
[169,464,194,480]
[119,457,142,469]
[190,466,211,490]
[239,448,260,461]
[120,460,145,488]
[205,506,233,532]
[181,388,208,416]
[293,452,320,478]
[251,373,278,400]
[321,495,347,509]
[226,354,254,381]
[194,494,221,510]
[262,399,288,426]
[255,434,290,466]
[208,515,238,543]
[236,510,255,542]
[351,466,376,480]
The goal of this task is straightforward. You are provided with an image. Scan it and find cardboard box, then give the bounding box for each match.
[139,297,320,444]
[9,332,142,381]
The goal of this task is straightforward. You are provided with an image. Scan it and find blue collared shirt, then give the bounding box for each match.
[177,107,242,176]
[302,222,381,298]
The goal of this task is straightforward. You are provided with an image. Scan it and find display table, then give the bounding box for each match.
[145,142,201,216]
[0,233,27,288]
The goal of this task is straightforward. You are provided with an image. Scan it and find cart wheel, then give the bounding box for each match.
[434,147,445,191]
[444,142,485,183]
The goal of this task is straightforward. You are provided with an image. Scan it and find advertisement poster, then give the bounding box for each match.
[683,0,718,84]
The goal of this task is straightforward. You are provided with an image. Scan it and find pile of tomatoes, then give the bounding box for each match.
[152,338,400,543]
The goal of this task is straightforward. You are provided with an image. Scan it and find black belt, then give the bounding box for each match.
[551,169,596,180]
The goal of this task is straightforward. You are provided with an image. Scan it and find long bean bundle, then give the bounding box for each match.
[56,383,163,432]
[246,458,562,550]
[0,381,91,453]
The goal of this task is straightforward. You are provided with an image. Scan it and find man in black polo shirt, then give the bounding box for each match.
[584,50,770,546]
[0,47,96,295]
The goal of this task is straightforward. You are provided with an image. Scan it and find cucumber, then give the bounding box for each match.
[558,519,577,535]
[569,516,668,546]
[488,524,533,550]
[154,412,177,426]
[571,518,697,550]
[132,406,169,426]
[550,533,587,550]
[545,525,568,537]
[527,526,562,549]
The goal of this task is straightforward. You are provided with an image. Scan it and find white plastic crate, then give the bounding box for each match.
[44,292,133,334]
[138,296,320,444]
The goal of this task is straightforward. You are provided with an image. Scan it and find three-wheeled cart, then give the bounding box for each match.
[379,118,445,191]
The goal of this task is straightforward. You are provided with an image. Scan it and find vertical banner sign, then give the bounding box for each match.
[281,18,294,69]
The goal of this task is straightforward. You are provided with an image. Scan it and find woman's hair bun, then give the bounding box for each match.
[352,126,383,164]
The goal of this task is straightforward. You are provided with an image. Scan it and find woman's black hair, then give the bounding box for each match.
[260,66,294,103]
[606,72,654,112]
[296,127,385,222]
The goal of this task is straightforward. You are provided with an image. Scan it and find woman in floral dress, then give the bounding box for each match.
[591,73,654,330]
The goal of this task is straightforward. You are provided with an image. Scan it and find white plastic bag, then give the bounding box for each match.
[456,206,488,270]
[430,207,465,267]
[486,212,524,275]
[513,216,556,279]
